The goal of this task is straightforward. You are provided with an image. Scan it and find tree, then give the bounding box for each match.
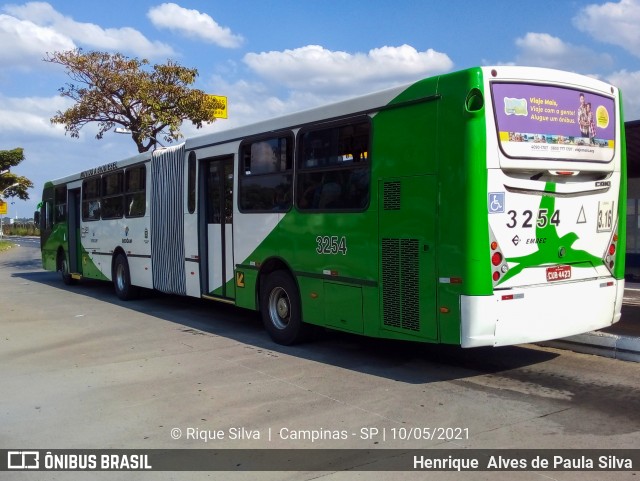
[44,49,223,153]
[0,148,33,200]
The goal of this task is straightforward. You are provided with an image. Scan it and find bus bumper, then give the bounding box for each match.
[460,278,624,347]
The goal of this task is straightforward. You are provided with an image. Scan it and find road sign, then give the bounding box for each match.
[0,200,7,215]
[208,95,228,119]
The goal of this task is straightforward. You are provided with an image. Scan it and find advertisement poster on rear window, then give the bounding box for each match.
[491,83,616,162]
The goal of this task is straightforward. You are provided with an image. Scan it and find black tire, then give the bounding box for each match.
[58,252,76,286]
[260,270,309,345]
[113,254,139,300]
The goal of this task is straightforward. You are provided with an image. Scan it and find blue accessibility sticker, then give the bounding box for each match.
[488,192,505,214]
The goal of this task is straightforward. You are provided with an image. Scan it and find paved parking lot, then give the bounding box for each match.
[2,241,639,480]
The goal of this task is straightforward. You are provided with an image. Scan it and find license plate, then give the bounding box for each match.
[546,265,571,282]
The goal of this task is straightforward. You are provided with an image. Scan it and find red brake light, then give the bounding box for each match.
[609,244,616,255]
[491,252,502,266]
[492,271,500,281]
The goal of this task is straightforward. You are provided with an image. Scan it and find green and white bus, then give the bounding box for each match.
[39,66,626,347]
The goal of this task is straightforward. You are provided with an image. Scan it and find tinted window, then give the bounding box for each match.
[297,120,370,211]
[82,178,101,221]
[101,171,124,219]
[54,185,67,223]
[239,134,293,212]
[125,166,146,218]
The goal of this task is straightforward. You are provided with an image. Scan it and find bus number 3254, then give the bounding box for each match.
[316,235,348,255]
[505,209,560,229]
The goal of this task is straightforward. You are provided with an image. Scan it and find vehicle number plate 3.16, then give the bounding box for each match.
[547,265,571,282]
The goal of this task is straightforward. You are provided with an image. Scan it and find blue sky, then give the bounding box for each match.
[1,0,640,217]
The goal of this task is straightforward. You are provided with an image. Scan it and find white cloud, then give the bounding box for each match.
[243,44,453,96]
[514,32,613,73]
[147,3,243,48]
[606,70,640,120]
[574,0,640,58]
[0,92,139,215]
[0,13,74,68]
[3,2,174,58]
[0,93,72,137]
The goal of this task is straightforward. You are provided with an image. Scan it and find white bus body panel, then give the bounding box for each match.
[184,212,200,297]
[461,278,624,347]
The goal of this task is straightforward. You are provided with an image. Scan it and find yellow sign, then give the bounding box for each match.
[0,200,7,215]
[208,95,228,119]
[236,271,245,288]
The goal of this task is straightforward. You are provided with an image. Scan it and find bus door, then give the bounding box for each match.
[67,188,81,274]
[201,156,235,300]
[378,175,438,340]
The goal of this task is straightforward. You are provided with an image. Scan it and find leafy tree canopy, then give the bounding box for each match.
[0,148,33,200]
[44,49,222,153]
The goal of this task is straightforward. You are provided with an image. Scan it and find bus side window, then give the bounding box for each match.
[44,201,52,231]
[239,133,293,213]
[125,166,146,218]
[187,152,196,214]
[54,185,67,223]
[101,171,124,219]
[82,178,101,221]
[297,119,371,211]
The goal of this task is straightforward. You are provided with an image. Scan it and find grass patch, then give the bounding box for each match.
[0,239,14,252]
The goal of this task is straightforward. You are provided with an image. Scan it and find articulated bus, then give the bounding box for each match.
[39,66,626,347]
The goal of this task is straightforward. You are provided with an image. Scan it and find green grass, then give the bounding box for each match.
[0,239,14,252]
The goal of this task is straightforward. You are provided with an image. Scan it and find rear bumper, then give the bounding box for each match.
[460,278,624,347]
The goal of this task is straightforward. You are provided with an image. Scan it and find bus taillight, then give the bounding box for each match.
[603,220,619,276]
[489,228,509,286]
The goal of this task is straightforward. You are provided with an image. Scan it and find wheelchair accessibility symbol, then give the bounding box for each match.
[488,192,505,213]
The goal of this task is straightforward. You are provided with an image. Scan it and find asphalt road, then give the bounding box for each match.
[1,238,639,480]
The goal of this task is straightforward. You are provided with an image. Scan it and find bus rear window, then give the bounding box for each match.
[491,83,615,163]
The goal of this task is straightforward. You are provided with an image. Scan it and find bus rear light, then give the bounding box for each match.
[603,220,618,275]
[489,227,508,287]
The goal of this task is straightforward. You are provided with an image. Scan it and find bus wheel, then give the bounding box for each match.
[59,252,76,286]
[113,254,139,301]
[260,271,308,345]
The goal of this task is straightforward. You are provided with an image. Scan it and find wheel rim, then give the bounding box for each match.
[268,287,290,330]
[115,263,126,292]
[61,258,68,275]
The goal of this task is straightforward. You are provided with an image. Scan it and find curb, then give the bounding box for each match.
[539,331,640,363]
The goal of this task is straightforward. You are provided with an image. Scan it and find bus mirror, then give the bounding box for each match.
[34,211,40,226]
